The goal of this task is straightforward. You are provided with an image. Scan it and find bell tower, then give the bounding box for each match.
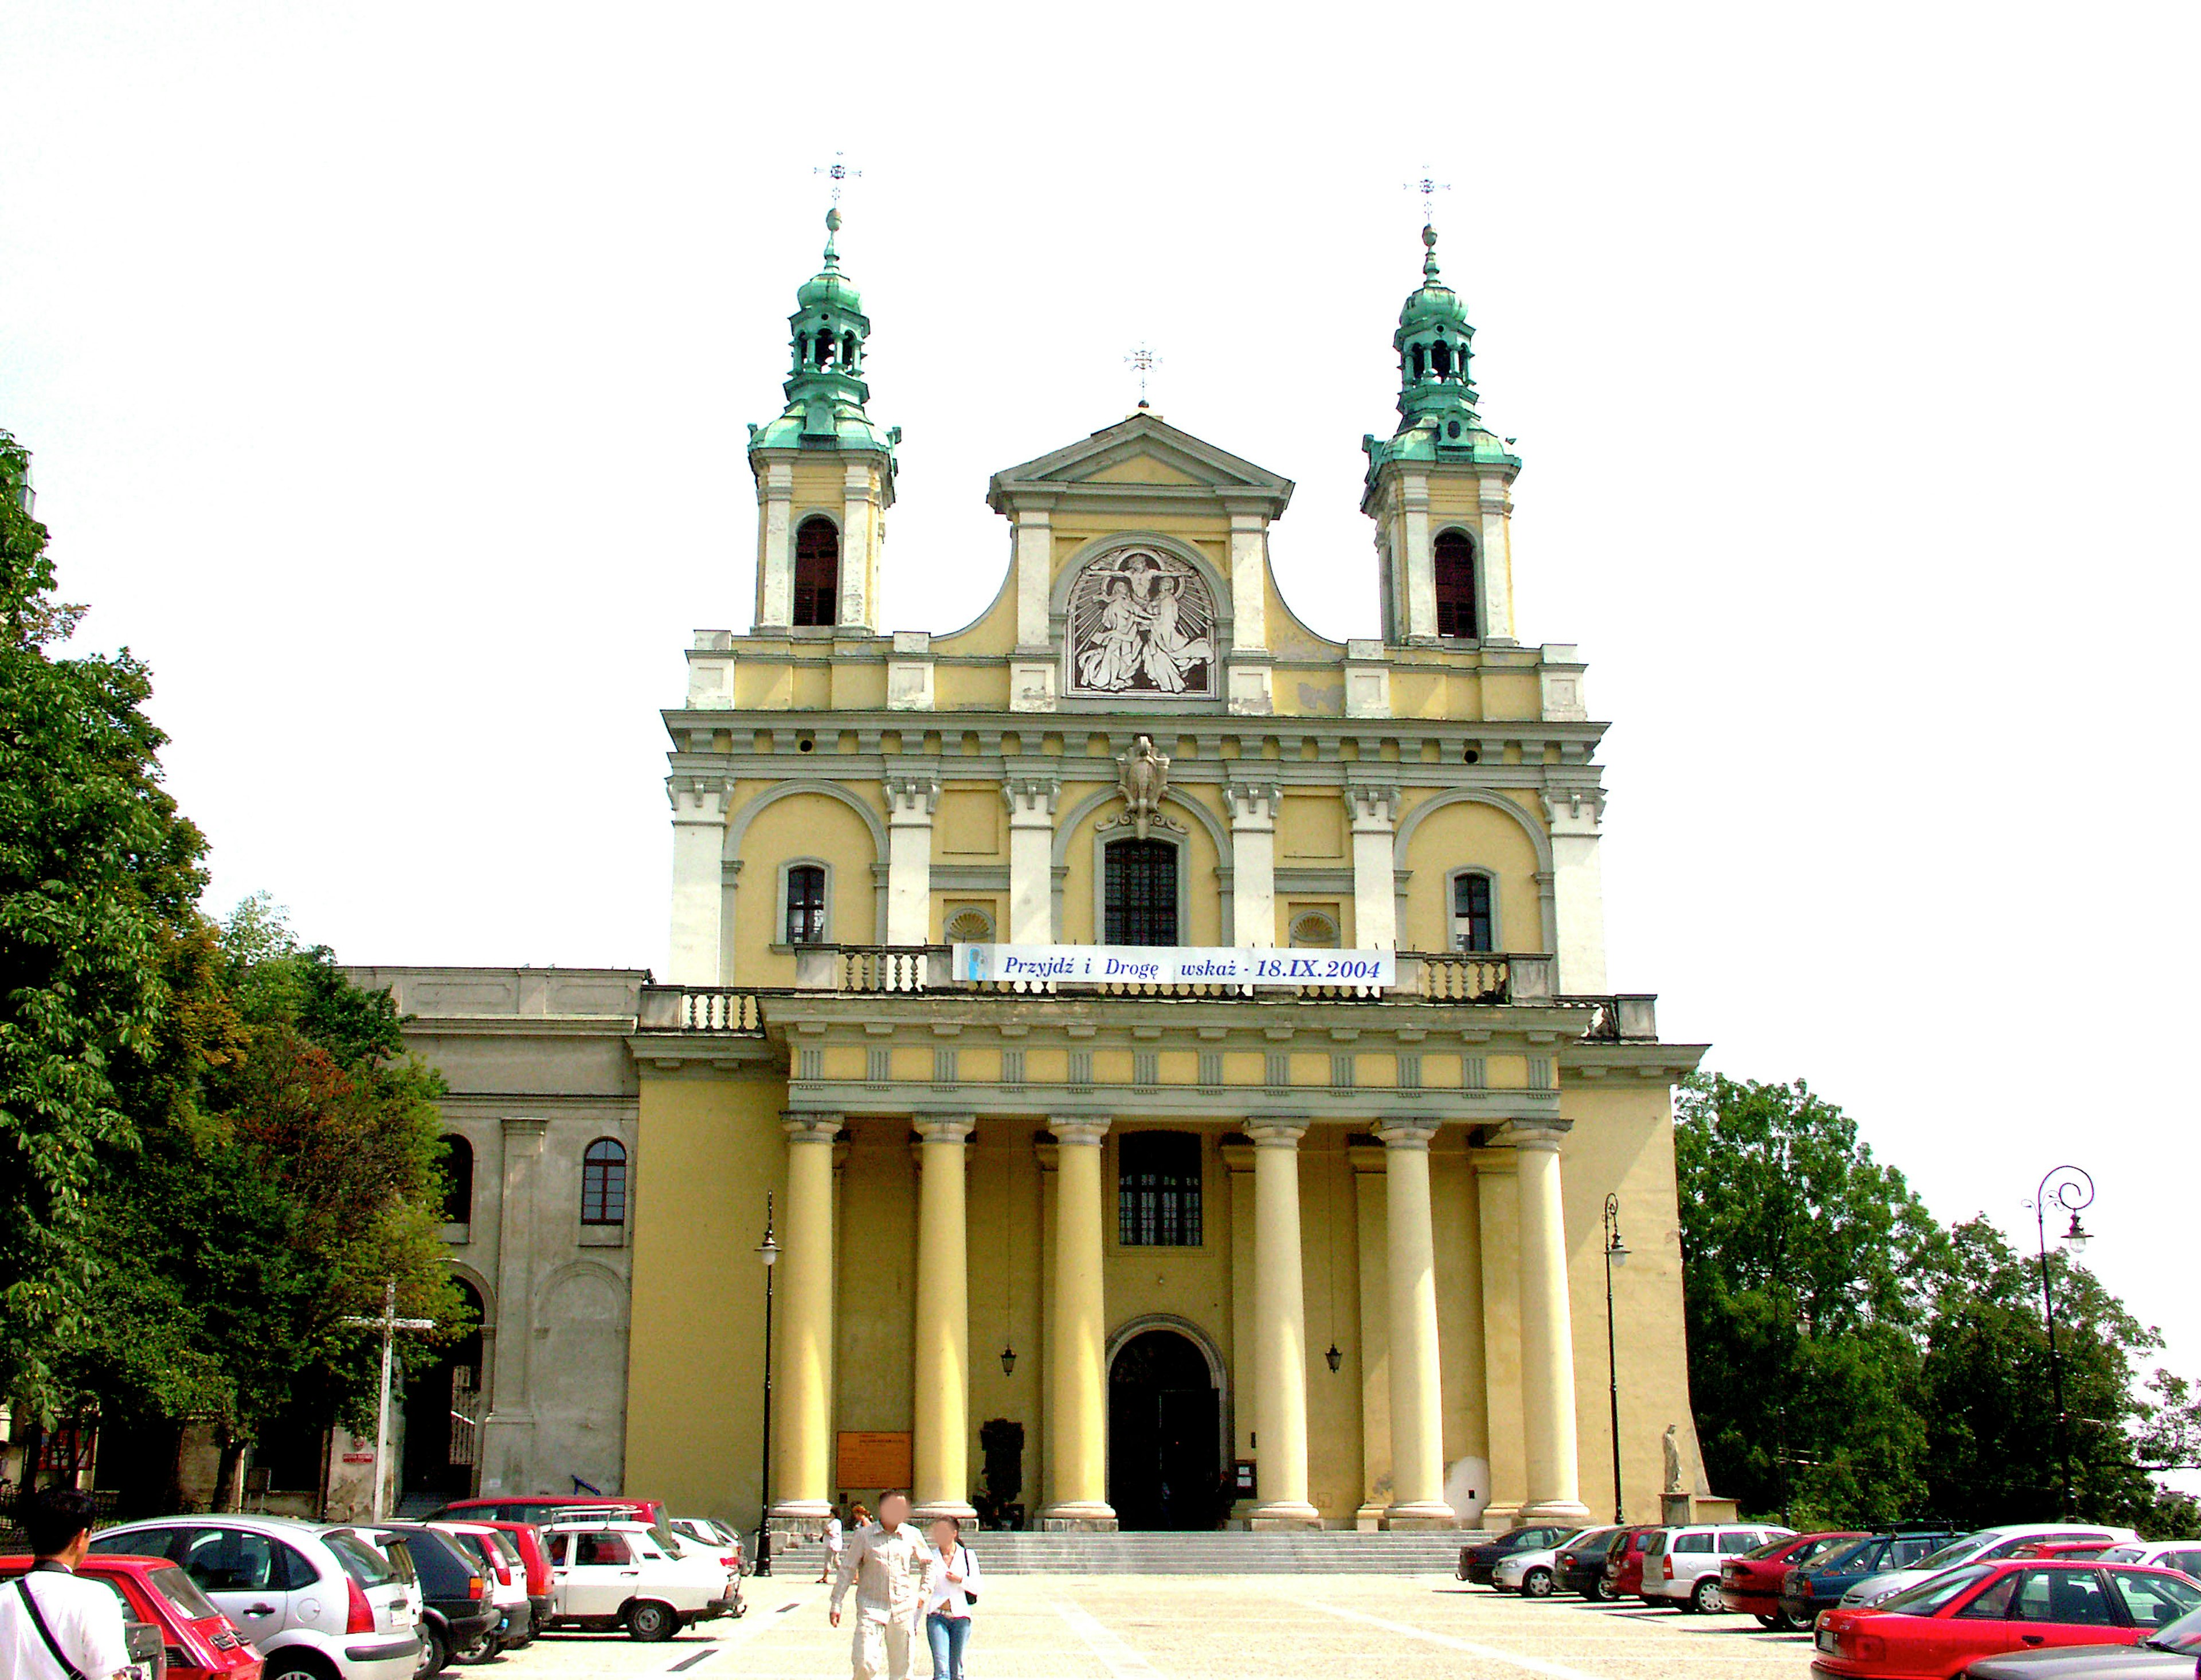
[747,207,899,632]
[1361,224,1521,645]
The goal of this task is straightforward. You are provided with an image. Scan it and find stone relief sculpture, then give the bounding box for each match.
[1066,547,1217,696]
[1100,734,1184,841]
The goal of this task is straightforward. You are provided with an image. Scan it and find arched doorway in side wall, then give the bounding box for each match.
[402,1279,485,1502]
[1107,1326,1221,1530]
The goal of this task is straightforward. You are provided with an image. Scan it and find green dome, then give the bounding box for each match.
[1399,226,1467,328]
[797,207,861,312]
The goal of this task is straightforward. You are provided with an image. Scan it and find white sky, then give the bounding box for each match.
[7,4,2199,1417]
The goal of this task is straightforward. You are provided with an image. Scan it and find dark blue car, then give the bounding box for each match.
[1778,1529,1963,1624]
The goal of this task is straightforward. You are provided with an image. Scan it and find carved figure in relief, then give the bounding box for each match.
[1141,574,1214,693]
[1066,547,1216,695]
[1663,1424,1683,1494]
[1076,577,1146,691]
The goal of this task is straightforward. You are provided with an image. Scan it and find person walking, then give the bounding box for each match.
[922,1517,981,1680]
[829,1491,929,1680]
[2,1487,130,1680]
[818,1505,845,1585]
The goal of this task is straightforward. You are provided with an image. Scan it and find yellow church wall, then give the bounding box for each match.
[935,788,1004,858]
[733,660,795,710]
[964,1122,1049,1503]
[1297,1133,1365,1521]
[1431,1142,1491,1498]
[835,1118,918,1439]
[1086,457,1202,485]
[1263,575,1346,667]
[1475,1155,1527,1513]
[729,792,880,985]
[1397,797,1546,952]
[829,659,887,711]
[929,569,1017,657]
[790,663,831,710]
[625,1071,787,1526]
[1278,794,1346,861]
[786,457,847,522]
[933,661,1012,710]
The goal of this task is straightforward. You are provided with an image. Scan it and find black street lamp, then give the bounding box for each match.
[754,1192,779,1577]
[1603,1193,1630,1525]
[2031,1164,2094,1520]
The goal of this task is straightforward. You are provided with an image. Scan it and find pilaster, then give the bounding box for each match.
[1344,784,1400,950]
[1478,474,1515,643]
[1399,469,1435,642]
[1013,502,1055,652]
[886,773,939,947]
[479,1117,545,1493]
[667,776,734,986]
[756,460,794,629]
[1225,781,1280,947]
[1002,776,1061,945]
[1542,788,1608,994]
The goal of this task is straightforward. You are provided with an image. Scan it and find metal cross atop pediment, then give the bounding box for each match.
[1125,344,1160,409]
[1405,170,1452,225]
[815,152,863,204]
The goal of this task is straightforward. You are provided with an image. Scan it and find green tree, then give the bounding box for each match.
[0,427,209,1421]
[1675,1073,1947,1525]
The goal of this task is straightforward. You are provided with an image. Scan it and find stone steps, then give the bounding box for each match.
[960,1530,1485,1575]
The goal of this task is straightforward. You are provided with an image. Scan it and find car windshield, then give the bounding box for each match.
[1741,1536,1797,1561]
[1787,1535,1853,1567]
[147,1567,221,1622]
[1875,1565,1997,1616]
[1912,1532,1992,1572]
[2145,1606,2201,1654]
[326,1533,398,1587]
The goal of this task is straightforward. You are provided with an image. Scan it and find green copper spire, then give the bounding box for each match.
[747,206,898,456]
[1363,222,1518,484]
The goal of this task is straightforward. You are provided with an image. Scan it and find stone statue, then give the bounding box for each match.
[1662,1424,1683,1494]
[1109,734,1182,841]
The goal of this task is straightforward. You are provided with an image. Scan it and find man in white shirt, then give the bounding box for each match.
[2,1487,130,1680]
[828,1491,931,1680]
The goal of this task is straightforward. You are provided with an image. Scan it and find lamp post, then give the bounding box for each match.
[754,1193,779,1577]
[1603,1195,1630,1525]
[2031,1165,2093,1520]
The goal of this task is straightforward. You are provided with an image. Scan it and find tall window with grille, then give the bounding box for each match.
[785,864,827,944]
[793,516,840,626]
[1117,1131,1202,1247]
[1103,838,1178,946]
[1434,527,1479,638]
[1454,871,1495,952]
[581,1138,628,1225]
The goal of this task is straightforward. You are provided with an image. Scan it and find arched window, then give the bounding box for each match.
[1434,527,1478,638]
[1103,838,1177,947]
[1453,871,1496,953]
[581,1138,628,1226]
[784,863,828,945]
[793,516,839,626]
[1289,909,1341,949]
[436,1134,473,1226]
[1117,1132,1202,1247]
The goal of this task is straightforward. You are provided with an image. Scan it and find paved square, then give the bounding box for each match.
[501,1577,1817,1680]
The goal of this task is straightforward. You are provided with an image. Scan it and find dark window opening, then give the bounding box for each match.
[581,1138,628,1226]
[1118,1132,1203,1247]
[1432,338,1452,377]
[785,863,827,944]
[1409,344,1425,381]
[1104,839,1178,947]
[1434,527,1478,637]
[793,516,839,626]
[436,1134,473,1225]
[1454,873,1494,953]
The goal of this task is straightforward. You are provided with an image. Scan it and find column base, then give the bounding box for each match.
[1249,1501,1322,1530]
[1040,1502,1118,1532]
[1478,1500,1522,1532]
[1383,1501,1459,1530]
[1518,1497,1593,1524]
[1354,1502,1388,1532]
[914,1499,978,1523]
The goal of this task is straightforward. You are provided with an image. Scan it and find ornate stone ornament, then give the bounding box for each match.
[1099,734,1184,841]
[1066,546,1216,697]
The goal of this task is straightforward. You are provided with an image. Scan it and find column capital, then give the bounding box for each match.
[1224,780,1282,825]
[1373,1119,1441,1150]
[913,1115,977,1144]
[887,774,941,819]
[1501,1118,1573,1153]
[1002,776,1061,819]
[667,774,735,823]
[783,1115,843,1145]
[1047,1117,1109,1148]
[1245,1119,1309,1148]
[1343,783,1400,828]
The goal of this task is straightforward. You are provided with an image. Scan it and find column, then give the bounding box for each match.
[1002,777,1059,943]
[1543,791,1608,993]
[913,1117,977,1519]
[1043,1118,1114,1528]
[1349,1140,1390,1529]
[1344,786,1399,950]
[1376,1121,1455,1528]
[1221,1135,1258,1514]
[480,1117,544,1493]
[885,774,938,947]
[667,777,732,986]
[757,460,793,628]
[771,1117,838,1520]
[1247,1119,1319,1527]
[1507,1121,1591,1523]
[1474,1155,1525,1530]
[1226,782,1279,947]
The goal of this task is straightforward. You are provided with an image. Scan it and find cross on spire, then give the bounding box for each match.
[815,151,863,205]
[1404,170,1452,226]
[1124,344,1160,411]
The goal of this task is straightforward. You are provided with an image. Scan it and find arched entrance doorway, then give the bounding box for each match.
[402,1279,485,1501]
[1107,1327,1221,1530]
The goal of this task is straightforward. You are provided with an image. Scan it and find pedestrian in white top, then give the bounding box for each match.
[829,1492,930,1680]
[818,1506,845,1584]
[2,1487,130,1680]
[922,1516,981,1680]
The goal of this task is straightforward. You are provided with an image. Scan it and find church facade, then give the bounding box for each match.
[601,207,1713,1535]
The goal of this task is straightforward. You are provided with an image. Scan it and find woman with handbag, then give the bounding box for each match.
[922,1515,981,1680]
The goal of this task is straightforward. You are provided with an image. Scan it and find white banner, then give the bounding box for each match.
[951,943,1394,988]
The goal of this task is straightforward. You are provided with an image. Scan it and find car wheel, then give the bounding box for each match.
[263,1652,335,1680]
[1523,1568,1555,1599]
[1756,1611,1794,1632]
[626,1601,677,1642]
[415,1625,448,1678]
[448,1628,499,1666]
[1458,1556,1471,1582]
[1691,1577,1722,1615]
[1592,1573,1620,1603]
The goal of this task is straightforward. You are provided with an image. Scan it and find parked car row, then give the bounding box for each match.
[4,1495,748,1680]
[1458,1517,2201,1680]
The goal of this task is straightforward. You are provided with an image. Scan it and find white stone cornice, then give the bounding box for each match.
[1539,785,1604,833]
[1001,776,1061,819]
[1343,783,1400,828]
[886,774,941,819]
[667,774,735,823]
[1224,780,1282,825]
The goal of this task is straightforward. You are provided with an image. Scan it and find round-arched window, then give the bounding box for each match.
[581,1138,628,1226]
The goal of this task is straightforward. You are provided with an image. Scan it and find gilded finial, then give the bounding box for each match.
[1422,222,1441,280]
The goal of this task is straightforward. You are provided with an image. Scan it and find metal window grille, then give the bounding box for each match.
[581,1138,627,1225]
[1103,839,1178,946]
[1453,872,1494,953]
[1117,1132,1203,1247]
[786,864,828,944]
[1434,528,1478,638]
[793,517,839,626]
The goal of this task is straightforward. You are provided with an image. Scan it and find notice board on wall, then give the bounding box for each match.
[836,1431,914,1490]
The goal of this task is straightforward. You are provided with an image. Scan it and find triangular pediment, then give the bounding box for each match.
[987,413,1294,516]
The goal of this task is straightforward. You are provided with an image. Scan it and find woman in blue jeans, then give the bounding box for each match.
[923,1515,981,1680]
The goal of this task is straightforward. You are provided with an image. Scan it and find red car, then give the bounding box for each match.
[2,1554,261,1680]
[1811,1560,2201,1680]
[1725,1532,1867,1630]
[459,1521,554,1630]
[1606,1527,1665,1600]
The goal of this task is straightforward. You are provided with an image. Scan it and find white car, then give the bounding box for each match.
[2100,1540,2201,1575]
[542,1518,737,1641]
[669,1529,747,1617]
[1840,1523,2141,1608]
[91,1515,420,1680]
[1493,1528,1601,1597]
[1640,1523,1793,1612]
[429,1523,533,1658]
